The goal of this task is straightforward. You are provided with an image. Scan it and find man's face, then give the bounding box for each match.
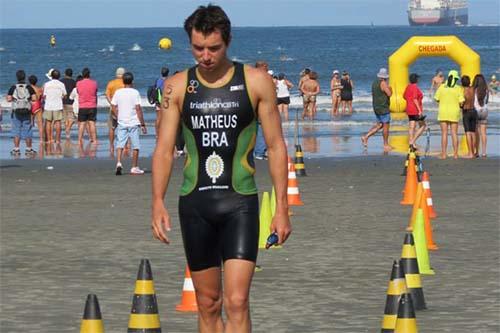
[191,29,228,72]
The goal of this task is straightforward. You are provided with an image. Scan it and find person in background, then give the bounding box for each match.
[460,75,477,158]
[488,74,498,96]
[276,73,293,122]
[301,71,320,120]
[340,71,354,115]
[42,69,66,144]
[361,68,392,152]
[60,68,76,139]
[473,74,489,158]
[7,70,37,156]
[330,70,342,117]
[155,66,170,136]
[28,75,44,144]
[254,60,269,159]
[434,70,464,159]
[76,67,98,144]
[403,73,426,148]
[105,67,126,154]
[429,69,444,97]
[298,68,311,117]
[111,72,147,175]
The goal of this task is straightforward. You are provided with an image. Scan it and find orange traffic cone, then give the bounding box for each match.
[421,172,437,218]
[407,182,423,231]
[176,266,198,312]
[287,163,304,206]
[401,155,418,205]
[420,192,438,250]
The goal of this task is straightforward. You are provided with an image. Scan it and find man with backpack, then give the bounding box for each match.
[7,70,37,156]
[148,66,169,136]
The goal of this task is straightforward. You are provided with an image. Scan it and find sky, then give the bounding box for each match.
[1,0,498,29]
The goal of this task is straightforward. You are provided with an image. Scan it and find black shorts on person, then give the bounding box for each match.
[179,191,259,272]
[408,114,426,122]
[78,108,97,122]
[277,96,290,105]
[462,109,477,132]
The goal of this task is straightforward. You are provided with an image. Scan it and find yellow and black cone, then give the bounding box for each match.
[394,293,418,333]
[381,260,407,333]
[401,147,412,176]
[294,144,307,177]
[128,259,161,333]
[80,294,104,333]
[400,233,426,310]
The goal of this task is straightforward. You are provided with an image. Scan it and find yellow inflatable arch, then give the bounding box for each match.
[389,35,480,113]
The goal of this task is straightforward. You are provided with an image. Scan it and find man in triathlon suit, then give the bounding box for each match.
[151,5,291,333]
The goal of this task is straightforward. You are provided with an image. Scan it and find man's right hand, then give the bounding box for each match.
[151,201,171,244]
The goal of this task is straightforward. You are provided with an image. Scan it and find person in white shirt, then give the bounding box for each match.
[276,73,294,121]
[111,72,147,175]
[43,69,66,143]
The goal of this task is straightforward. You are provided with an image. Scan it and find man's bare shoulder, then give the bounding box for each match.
[243,65,269,82]
[164,70,188,93]
[244,65,274,93]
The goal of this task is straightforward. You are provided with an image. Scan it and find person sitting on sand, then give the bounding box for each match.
[434,70,464,159]
[403,73,426,148]
[301,71,320,120]
[361,68,392,152]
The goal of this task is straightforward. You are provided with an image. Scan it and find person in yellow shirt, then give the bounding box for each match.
[434,70,464,159]
[105,67,125,155]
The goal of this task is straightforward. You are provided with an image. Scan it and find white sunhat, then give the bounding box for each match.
[377,68,389,79]
[116,67,125,77]
[267,70,274,76]
[45,68,54,79]
[333,70,339,75]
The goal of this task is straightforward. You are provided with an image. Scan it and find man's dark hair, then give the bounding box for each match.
[184,4,231,45]
[461,75,470,87]
[28,75,38,85]
[304,68,311,75]
[76,75,83,82]
[82,67,90,78]
[51,69,61,80]
[409,73,419,84]
[16,70,26,82]
[161,67,169,77]
[65,68,73,77]
[123,72,134,85]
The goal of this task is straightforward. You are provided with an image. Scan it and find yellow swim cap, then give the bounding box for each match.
[448,70,460,80]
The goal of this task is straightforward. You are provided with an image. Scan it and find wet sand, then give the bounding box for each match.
[1,156,499,332]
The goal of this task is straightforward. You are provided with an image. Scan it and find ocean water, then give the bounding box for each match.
[0,26,499,159]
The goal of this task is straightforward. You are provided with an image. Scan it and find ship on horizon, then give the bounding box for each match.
[408,0,468,26]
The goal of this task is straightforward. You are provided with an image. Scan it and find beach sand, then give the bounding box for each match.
[1,156,499,332]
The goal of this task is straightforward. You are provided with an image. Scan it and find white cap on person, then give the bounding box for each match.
[116,67,125,77]
[377,68,389,79]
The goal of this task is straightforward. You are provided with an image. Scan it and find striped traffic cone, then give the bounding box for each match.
[413,209,435,275]
[80,294,104,333]
[258,192,272,249]
[421,172,437,218]
[394,293,418,333]
[287,163,304,206]
[400,233,426,310]
[407,182,424,231]
[419,191,438,250]
[294,144,307,177]
[128,259,161,332]
[176,266,198,312]
[381,260,407,333]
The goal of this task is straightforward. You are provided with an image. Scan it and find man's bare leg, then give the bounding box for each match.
[191,267,224,333]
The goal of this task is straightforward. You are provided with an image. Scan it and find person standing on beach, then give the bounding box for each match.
[330,70,342,117]
[488,75,498,96]
[151,5,291,332]
[105,67,126,154]
[28,75,44,144]
[361,68,392,152]
[111,72,147,175]
[276,72,293,121]
[434,70,464,159]
[340,71,354,115]
[473,74,489,158]
[429,69,444,97]
[403,73,426,148]
[76,67,98,144]
[301,71,320,120]
[299,68,311,118]
[154,66,170,136]
[460,75,477,158]
[254,60,269,159]
[7,70,37,156]
[60,68,76,139]
[42,69,66,144]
